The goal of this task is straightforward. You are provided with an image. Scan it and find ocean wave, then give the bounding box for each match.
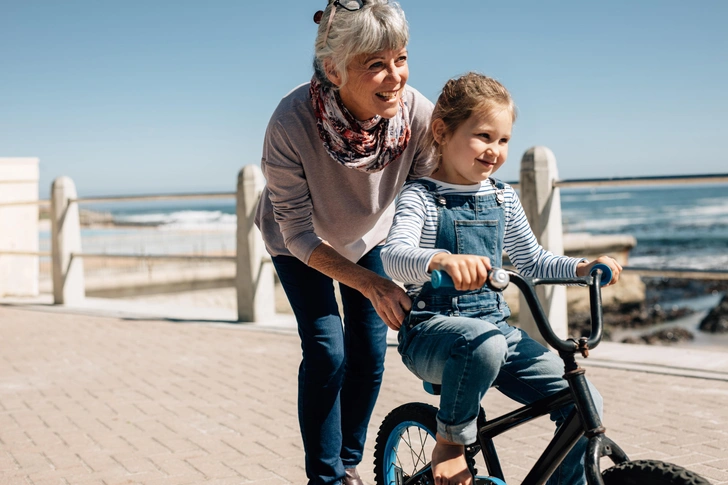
[114,210,237,230]
[564,216,652,232]
[561,192,633,203]
[674,202,728,219]
[629,253,728,271]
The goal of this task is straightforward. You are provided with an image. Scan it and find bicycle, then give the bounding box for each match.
[373,265,710,485]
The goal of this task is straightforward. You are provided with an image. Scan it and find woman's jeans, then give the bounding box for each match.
[272,247,389,485]
[399,312,603,485]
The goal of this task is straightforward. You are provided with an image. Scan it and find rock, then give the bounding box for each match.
[570,301,695,335]
[620,327,694,345]
[569,300,696,345]
[699,294,728,333]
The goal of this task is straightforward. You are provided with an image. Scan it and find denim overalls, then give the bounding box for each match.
[397,178,602,485]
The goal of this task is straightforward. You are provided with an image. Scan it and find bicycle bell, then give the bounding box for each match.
[488,268,510,290]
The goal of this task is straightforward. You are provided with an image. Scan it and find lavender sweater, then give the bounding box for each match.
[254,82,434,264]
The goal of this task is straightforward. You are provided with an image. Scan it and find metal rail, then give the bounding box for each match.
[71,192,235,204]
[0,191,234,207]
[72,252,238,262]
[0,251,51,257]
[554,173,728,189]
[503,172,728,190]
[0,200,50,207]
[3,173,724,207]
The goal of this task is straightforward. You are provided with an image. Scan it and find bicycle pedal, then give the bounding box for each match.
[474,477,507,485]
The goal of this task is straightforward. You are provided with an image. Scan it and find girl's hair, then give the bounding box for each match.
[313,0,409,90]
[427,72,517,170]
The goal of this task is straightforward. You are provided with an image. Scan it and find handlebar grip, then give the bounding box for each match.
[431,269,454,288]
[590,263,613,286]
[431,268,510,290]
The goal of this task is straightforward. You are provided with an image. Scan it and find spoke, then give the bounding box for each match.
[406,428,417,473]
[415,427,429,469]
[394,430,404,470]
[388,423,434,483]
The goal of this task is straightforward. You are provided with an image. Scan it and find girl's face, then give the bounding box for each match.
[432,106,512,185]
[328,48,409,121]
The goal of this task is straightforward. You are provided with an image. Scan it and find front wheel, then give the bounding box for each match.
[602,459,711,484]
[373,402,438,485]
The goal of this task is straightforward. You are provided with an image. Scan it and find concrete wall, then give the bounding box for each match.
[0,158,39,297]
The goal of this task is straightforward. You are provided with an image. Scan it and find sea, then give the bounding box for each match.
[39,182,728,271]
[560,183,728,271]
[35,182,728,346]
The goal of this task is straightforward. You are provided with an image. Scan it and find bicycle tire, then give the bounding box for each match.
[374,402,438,485]
[602,459,711,485]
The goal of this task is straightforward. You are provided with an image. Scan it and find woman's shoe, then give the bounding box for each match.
[344,467,365,485]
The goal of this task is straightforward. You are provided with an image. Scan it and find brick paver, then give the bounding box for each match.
[1,305,727,484]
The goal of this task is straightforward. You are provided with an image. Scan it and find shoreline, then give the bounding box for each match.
[36,214,728,345]
[570,277,728,345]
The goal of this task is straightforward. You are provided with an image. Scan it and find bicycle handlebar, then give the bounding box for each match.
[430,263,613,354]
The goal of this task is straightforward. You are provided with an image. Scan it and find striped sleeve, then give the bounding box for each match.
[503,186,584,278]
[381,183,449,285]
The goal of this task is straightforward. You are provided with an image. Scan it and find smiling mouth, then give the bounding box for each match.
[477,158,496,166]
[376,90,400,101]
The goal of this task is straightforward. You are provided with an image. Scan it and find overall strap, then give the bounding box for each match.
[489,177,506,205]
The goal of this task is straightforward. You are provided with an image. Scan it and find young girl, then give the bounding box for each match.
[381,72,622,485]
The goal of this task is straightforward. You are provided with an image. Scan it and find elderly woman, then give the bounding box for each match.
[254,1,433,484]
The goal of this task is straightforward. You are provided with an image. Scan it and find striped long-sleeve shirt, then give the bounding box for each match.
[381,177,585,296]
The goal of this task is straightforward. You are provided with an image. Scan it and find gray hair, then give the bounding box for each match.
[313,0,409,90]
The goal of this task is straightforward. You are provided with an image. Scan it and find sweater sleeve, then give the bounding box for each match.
[261,119,322,263]
[381,184,449,284]
[503,187,584,278]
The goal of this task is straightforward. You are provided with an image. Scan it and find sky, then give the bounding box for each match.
[1,0,726,198]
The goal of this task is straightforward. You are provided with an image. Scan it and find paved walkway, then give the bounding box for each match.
[2,302,728,485]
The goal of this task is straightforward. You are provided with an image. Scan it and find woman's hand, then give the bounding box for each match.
[361,276,412,331]
[429,253,492,291]
[308,243,411,330]
[576,255,623,286]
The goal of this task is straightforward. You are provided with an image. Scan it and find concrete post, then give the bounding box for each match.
[236,165,275,322]
[518,146,568,345]
[51,176,85,304]
[0,158,39,297]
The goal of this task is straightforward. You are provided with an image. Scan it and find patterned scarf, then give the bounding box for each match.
[310,77,411,173]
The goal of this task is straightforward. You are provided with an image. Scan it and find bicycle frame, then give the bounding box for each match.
[472,270,630,485]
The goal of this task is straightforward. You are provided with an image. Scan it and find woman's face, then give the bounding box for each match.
[330,47,409,121]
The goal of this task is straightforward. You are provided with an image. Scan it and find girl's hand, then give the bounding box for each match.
[577,255,623,286]
[429,253,492,291]
[362,276,412,331]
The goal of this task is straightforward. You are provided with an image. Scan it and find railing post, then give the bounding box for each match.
[51,176,85,304]
[0,158,39,297]
[236,165,275,322]
[518,146,568,344]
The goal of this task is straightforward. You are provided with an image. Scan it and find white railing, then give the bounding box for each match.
[1,151,726,332]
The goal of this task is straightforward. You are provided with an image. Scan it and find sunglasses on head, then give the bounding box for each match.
[333,0,365,11]
[314,0,366,44]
